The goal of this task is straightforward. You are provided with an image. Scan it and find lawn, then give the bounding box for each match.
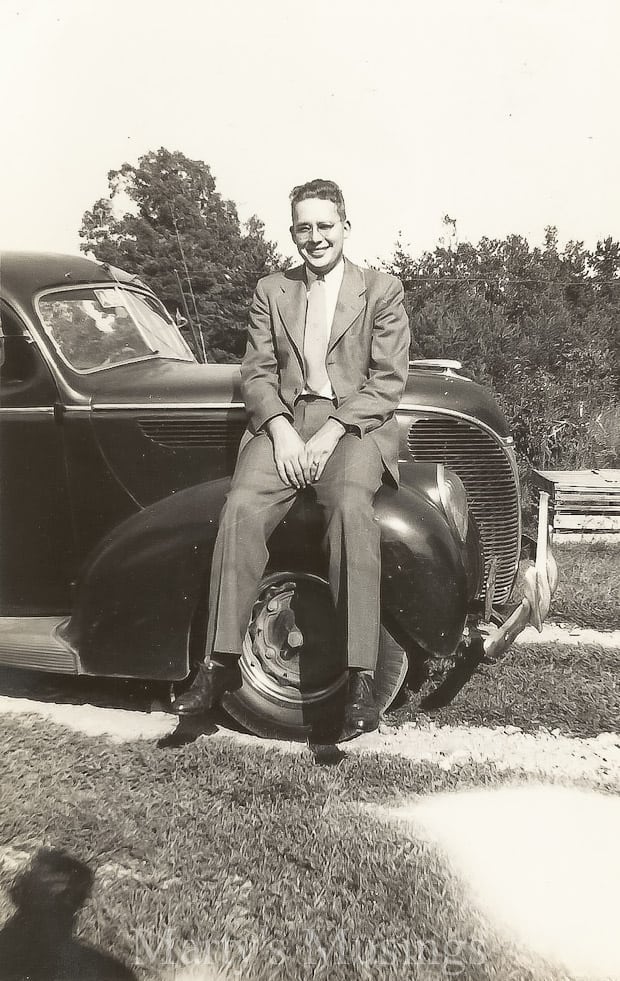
[0,544,618,980]
[550,542,619,631]
[0,716,605,981]
[389,641,620,738]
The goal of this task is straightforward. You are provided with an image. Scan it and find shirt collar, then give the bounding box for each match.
[306,257,345,288]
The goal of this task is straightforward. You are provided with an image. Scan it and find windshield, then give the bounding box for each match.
[37,285,195,372]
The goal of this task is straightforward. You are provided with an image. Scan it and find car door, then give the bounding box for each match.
[0,300,76,613]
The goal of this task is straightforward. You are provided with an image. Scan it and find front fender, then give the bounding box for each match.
[65,479,231,679]
[265,460,471,658]
[375,463,470,657]
[66,462,470,680]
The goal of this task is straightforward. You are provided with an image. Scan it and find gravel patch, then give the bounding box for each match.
[516,624,620,647]
[356,722,620,781]
[0,693,618,783]
[0,694,175,742]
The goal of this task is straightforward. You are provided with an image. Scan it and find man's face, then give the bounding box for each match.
[290,198,350,275]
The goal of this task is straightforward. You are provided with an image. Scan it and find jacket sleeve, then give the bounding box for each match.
[330,276,410,436]
[240,279,294,433]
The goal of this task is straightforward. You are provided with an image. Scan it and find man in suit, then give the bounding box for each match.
[173,178,410,732]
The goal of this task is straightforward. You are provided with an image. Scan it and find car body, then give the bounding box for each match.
[0,251,555,740]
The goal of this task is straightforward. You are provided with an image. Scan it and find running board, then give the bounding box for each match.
[0,617,79,674]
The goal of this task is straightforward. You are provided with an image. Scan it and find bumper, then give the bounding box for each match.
[482,491,559,660]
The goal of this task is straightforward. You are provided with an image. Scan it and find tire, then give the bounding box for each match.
[221,571,408,742]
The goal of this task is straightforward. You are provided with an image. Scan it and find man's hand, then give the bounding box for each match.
[303,418,347,483]
[265,416,308,488]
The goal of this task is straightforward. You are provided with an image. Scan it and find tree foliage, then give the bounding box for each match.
[79,148,286,361]
[80,156,619,472]
[385,222,620,471]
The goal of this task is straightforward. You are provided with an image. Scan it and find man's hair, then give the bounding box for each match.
[290,179,346,221]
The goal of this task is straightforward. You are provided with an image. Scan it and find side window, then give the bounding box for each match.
[0,302,58,405]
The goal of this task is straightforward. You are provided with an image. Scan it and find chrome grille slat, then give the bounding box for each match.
[406,418,519,601]
[138,416,246,448]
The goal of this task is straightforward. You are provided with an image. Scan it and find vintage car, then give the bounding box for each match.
[0,251,556,740]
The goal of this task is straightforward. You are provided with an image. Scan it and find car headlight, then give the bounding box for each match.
[437,464,469,543]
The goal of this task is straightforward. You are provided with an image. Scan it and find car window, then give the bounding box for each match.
[0,301,59,402]
[37,286,195,372]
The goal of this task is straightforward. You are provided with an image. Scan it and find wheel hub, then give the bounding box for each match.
[249,581,305,685]
[241,574,346,705]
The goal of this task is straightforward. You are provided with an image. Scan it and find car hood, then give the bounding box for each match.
[83,359,511,512]
[401,368,510,437]
[88,361,509,436]
[88,359,244,407]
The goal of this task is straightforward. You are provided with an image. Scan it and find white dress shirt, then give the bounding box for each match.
[302,258,345,398]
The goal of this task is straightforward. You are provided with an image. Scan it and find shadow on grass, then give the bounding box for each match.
[0,638,498,750]
[396,638,487,715]
[0,848,136,980]
[309,743,347,765]
[419,640,486,712]
[156,714,218,748]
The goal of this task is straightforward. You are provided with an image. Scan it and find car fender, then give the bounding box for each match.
[64,479,231,679]
[66,462,469,679]
[375,462,470,657]
[265,461,471,657]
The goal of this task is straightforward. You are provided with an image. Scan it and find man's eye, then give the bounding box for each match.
[318,224,333,231]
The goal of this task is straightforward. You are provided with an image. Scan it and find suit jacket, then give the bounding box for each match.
[239,258,410,485]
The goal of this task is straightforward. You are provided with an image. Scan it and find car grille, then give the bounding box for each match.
[406,417,519,602]
[138,415,246,449]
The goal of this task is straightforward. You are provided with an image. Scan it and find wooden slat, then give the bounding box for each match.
[532,469,620,536]
[555,514,620,531]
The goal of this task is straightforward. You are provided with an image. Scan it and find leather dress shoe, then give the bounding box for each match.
[344,670,380,733]
[171,659,242,716]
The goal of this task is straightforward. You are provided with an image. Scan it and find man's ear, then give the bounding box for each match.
[343,220,351,238]
[289,225,295,243]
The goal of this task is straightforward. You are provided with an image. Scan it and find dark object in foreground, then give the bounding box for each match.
[0,848,136,980]
[0,252,556,742]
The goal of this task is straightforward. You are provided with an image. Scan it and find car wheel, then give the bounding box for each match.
[221,571,408,742]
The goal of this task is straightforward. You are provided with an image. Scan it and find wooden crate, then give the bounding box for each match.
[531,469,620,540]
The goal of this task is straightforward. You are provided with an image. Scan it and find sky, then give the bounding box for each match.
[1,0,618,267]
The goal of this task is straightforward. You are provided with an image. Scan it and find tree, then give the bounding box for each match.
[384,223,620,471]
[79,148,287,361]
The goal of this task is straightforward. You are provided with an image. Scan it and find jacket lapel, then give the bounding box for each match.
[275,266,307,364]
[274,259,367,361]
[327,259,366,353]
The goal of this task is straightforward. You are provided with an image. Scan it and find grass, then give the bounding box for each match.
[0,716,590,981]
[389,641,620,738]
[550,543,620,631]
[379,540,619,739]
[0,541,617,979]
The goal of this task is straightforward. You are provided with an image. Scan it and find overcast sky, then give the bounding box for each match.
[1,0,618,266]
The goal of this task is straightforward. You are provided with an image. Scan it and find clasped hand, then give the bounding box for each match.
[266,417,346,488]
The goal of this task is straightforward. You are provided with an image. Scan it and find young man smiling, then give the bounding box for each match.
[173,179,410,733]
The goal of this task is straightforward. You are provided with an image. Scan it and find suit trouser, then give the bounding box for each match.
[205,397,385,671]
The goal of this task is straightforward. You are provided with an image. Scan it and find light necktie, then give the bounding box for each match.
[304,275,330,394]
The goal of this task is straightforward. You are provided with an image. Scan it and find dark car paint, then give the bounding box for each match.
[2,252,507,430]
[1,252,147,298]
[1,251,497,681]
[0,299,76,611]
[64,464,473,680]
